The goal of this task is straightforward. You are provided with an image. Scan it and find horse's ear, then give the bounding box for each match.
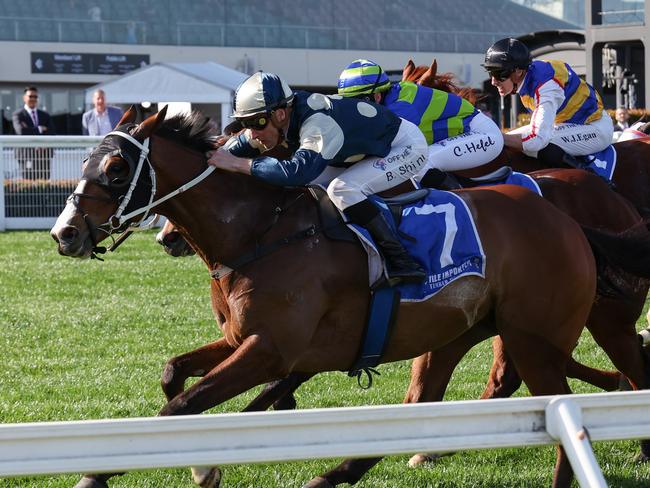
[419,59,437,86]
[116,105,138,126]
[402,59,416,81]
[134,105,168,139]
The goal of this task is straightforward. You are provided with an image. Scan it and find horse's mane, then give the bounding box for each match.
[156,111,215,153]
[402,59,478,105]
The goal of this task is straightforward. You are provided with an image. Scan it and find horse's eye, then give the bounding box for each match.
[105,158,130,185]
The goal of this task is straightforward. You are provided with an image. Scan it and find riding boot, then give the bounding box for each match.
[419,168,463,190]
[363,213,427,286]
[537,143,587,169]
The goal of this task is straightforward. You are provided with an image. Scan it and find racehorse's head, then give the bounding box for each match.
[156,219,195,257]
[51,105,168,258]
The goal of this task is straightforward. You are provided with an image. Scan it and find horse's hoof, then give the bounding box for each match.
[191,466,222,487]
[74,477,108,488]
[634,452,650,464]
[408,453,433,467]
[302,476,334,488]
[408,451,453,467]
[618,376,633,391]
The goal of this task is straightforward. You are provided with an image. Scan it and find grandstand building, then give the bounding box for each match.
[585,0,646,110]
[0,0,577,134]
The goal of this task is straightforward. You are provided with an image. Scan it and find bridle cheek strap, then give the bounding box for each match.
[105,130,153,229]
[102,130,216,232]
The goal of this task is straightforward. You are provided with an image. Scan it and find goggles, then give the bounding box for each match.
[239,113,271,131]
[487,68,514,82]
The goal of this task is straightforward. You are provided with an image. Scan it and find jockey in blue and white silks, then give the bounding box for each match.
[337,59,504,189]
[483,37,613,166]
[208,71,428,285]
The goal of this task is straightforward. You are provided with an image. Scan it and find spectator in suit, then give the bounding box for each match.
[82,89,123,136]
[613,107,630,142]
[12,86,55,180]
[614,107,630,132]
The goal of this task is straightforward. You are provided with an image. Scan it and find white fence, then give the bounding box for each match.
[2,391,650,487]
[0,135,102,231]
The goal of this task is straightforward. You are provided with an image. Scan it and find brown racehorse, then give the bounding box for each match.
[155,168,650,412]
[403,60,650,462]
[51,106,626,488]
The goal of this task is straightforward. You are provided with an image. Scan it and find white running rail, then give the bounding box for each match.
[2,390,650,486]
[0,135,102,231]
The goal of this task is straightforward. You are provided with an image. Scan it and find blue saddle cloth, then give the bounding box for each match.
[351,190,486,302]
[583,145,617,182]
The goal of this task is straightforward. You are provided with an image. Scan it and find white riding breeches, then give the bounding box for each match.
[414,111,504,176]
[321,119,428,210]
[509,109,614,157]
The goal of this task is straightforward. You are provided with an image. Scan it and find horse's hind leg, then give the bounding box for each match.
[498,326,575,488]
[585,302,650,460]
[481,337,621,399]
[303,325,494,486]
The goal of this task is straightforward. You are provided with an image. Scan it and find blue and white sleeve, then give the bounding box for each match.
[223,131,263,158]
[250,149,329,186]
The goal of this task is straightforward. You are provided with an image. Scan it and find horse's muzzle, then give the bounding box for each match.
[51,225,93,258]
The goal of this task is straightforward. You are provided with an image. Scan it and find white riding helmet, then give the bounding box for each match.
[232,71,294,118]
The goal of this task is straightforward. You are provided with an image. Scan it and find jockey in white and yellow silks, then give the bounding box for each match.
[337,59,504,189]
[484,37,613,166]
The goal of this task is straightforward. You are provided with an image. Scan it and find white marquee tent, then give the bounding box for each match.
[85,62,248,130]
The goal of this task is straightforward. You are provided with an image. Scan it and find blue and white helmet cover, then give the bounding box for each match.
[232,71,294,118]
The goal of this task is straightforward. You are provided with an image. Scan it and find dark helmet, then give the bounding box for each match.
[483,37,532,72]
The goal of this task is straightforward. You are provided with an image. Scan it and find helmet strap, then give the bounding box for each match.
[511,69,526,94]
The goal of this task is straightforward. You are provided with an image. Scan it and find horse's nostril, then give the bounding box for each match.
[59,226,79,242]
[163,232,179,245]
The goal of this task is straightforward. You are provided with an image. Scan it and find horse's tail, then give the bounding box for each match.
[581,223,650,292]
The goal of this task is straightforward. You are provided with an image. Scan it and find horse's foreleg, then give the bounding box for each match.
[74,472,124,488]
[159,334,288,416]
[480,336,522,399]
[158,335,290,488]
[161,337,236,402]
[242,372,315,412]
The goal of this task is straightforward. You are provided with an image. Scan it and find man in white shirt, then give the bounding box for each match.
[82,89,123,136]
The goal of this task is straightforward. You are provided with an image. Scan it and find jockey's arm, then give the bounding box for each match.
[248,113,338,186]
[207,147,252,174]
[207,129,277,174]
[250,149,329,186]
[207,144,330,187]
[508,80,565,154]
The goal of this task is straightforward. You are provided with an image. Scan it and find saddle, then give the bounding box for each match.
[307,186,429,242]
[451,166,513,188]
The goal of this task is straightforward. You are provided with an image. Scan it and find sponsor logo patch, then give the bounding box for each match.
[373,159,387,171]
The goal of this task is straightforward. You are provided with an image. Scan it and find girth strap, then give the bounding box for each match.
[210,225,319,280]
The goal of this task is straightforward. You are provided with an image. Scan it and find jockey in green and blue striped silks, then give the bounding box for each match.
[484,38,613,163]
[337,59,504,177]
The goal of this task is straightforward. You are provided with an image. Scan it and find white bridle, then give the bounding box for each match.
[101,130,215,233]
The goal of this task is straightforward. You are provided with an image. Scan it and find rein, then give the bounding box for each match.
[210,191,320,280]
